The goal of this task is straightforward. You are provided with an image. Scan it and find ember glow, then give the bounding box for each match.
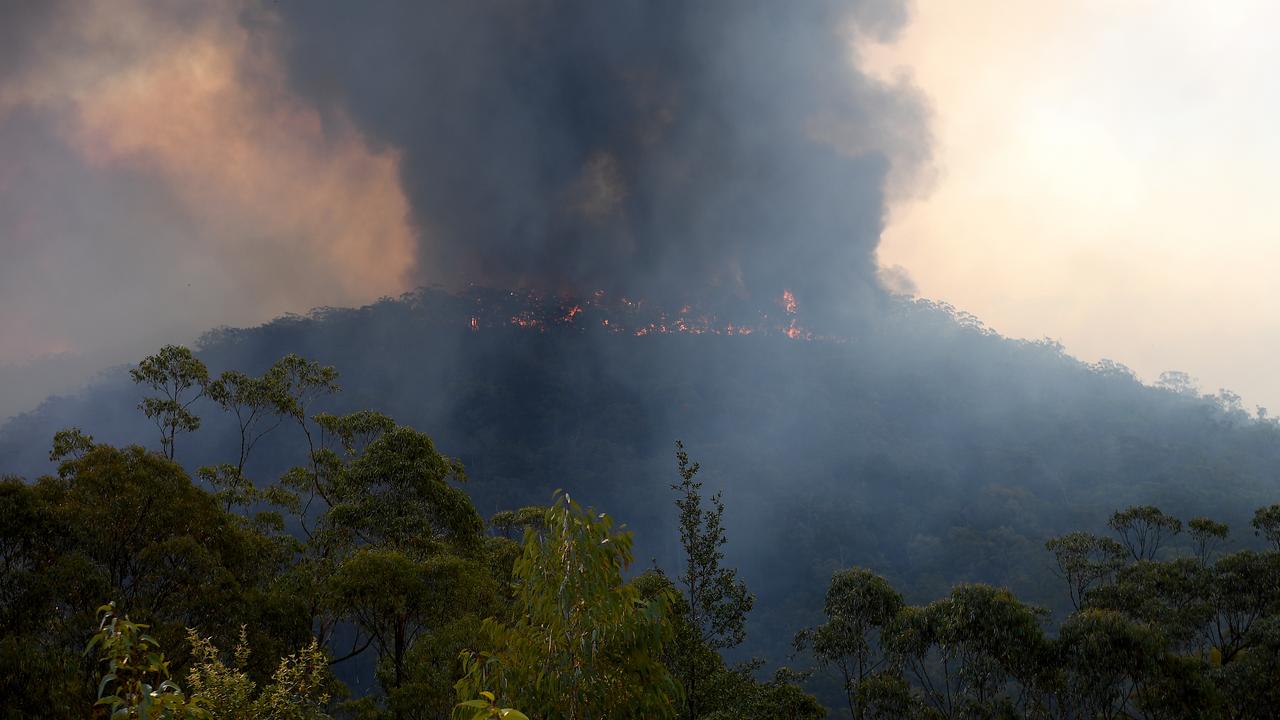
[445,288,831,342]
[780,289,810,341]
[782,290,799,315]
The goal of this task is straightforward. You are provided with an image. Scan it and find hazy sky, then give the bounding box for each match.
[870,1,1280,412]
[2,1,1278,418]
[0,2,416,416]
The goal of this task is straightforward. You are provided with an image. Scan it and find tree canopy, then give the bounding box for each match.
[5,342,1280,718]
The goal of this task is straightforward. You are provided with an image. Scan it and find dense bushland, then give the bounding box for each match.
[5,343,1280,717]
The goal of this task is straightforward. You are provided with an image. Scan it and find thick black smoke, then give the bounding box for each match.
[256,0,929,317]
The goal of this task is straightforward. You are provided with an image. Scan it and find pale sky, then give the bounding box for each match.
[869,1,1280,411]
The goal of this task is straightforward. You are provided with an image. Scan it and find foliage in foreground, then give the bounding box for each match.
[455,494,679,719]
[793,504,1280,719]
[87,603,210,719]
[7,343,1280,718]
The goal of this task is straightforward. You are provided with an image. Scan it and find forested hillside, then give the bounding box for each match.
[6,289,1280,716]
[3,289,1278,676]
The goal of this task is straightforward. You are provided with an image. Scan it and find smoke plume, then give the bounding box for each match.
[0,0,929,419]
[259,0,931,316]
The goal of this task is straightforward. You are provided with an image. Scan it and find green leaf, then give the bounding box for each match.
[97,673,116,699]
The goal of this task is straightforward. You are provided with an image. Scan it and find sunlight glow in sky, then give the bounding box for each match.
[870,0,1280,411]
[0,2,414,368]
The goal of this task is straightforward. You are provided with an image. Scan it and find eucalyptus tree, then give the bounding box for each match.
[1109,505,1182,562]
[456,494,680,719]
[1045,532,1126,610]
[130,345,210,461]
[886,584,1049,718]
[794,568,904,720]
[1250,504,1280,551]
[669,441,753,720]
[200,367,291,512]
[1188,517,1229,564]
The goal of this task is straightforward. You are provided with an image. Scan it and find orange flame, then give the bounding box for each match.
[510,311,544,331]
[453,288,837,343]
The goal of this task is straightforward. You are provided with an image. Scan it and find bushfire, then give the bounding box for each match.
[440,287,840,342]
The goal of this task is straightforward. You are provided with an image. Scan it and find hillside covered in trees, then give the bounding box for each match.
[4,288,1280,717]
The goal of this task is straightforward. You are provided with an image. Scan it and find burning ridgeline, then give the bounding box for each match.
[443,287,835,342]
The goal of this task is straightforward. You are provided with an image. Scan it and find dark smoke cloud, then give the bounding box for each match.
[0,0,927,419]
[258,0,931,317]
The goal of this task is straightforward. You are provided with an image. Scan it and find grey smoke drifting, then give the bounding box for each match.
[260,0,931,316]
[0,0,928,420]
[0,0,415,419]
